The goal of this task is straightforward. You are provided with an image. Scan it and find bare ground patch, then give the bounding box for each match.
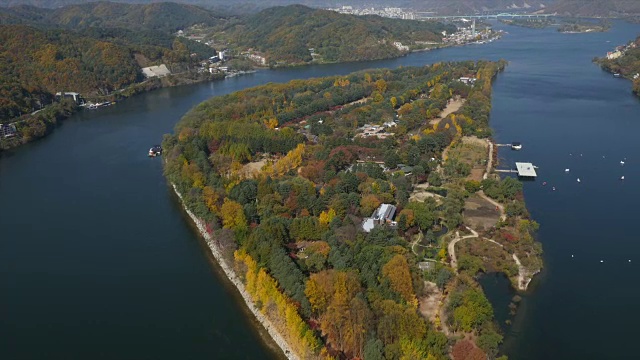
[429,96,466,126]
[241,159,267,178]
[419,281,443,325]
[409,183,444,203]
[463,195,500,230]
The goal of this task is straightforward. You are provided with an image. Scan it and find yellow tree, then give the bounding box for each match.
[219,198,247,230]
[360,194,381,216]
[382,255,416,304]
[319,208,336,227]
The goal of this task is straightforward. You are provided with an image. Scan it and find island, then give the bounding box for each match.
[162,61,543,359]
[557,20,610,33]
[499,18,553,29]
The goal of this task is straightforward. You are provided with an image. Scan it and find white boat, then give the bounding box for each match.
[511,142,522,150]
[620,161,625,165]
[565,168,570,172]
[148,145,162,157]
[577,178,581,183]
[621,176,625,180]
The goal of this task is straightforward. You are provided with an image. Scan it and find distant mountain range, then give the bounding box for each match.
[546,0,640,16]
[2,0,549,13]
[2,0,640,17]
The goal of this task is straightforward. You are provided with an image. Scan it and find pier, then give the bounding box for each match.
[495,162,538,178]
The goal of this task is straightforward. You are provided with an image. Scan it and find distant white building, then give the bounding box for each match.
[55,92,84,104]
[393,41,409,51]
[362,204,397,232]
[459,77,477,85]
[141,64,171,78]
[247,53,267,66]
[607,51,623,60]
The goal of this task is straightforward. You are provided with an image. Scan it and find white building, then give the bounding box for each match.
[607,51,622,60]
[362,204,397,232]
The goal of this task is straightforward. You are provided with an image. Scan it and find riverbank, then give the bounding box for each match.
[0,71,229,153]
[171,185,297,360]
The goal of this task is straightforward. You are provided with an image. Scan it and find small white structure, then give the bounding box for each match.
[55,92,84,104]
[141,64,171,78]
[515,162,537,178]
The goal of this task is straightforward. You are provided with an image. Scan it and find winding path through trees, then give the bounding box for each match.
[447,226,530,290]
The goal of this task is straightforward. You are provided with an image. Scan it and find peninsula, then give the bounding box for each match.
[163,61,542,359]
[596,36,640,97]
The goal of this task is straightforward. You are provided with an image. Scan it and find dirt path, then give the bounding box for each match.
[477,191,506,222]
[448,227,479,270]
[484,140,494,180]
[448,224,532,291]
[512,253,535,291]
[429,97,466,126]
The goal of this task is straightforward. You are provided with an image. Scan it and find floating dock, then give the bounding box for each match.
[515,162,537,177]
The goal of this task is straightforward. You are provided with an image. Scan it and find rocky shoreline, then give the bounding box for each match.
[172,185,299,360]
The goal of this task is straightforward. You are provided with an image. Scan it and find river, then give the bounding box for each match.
[2,21,640,359]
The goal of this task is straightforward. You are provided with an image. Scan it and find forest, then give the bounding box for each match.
[163,60,541,359]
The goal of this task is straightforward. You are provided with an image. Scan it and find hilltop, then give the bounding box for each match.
[0,1,232,32]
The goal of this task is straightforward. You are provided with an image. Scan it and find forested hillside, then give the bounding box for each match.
[0,1,232,32]
[228,5,455,64]
[0,23,215,121]
[161,60,539,359]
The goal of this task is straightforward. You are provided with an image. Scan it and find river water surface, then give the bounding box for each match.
[2,21,640,359]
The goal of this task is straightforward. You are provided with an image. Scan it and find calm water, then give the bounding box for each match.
[2,21,640,359]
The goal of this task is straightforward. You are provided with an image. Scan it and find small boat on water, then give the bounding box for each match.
[620,161,625,165]
[565,168,570,172]
[577,178,581,183]
[543,181,547,186]
[614,73,622,78]
[621,176,625,181]
[552,187,556,191]
[511,142,522,150]
[148,145,162,157]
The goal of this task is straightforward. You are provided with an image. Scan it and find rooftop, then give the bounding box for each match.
[515,162,537,177]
